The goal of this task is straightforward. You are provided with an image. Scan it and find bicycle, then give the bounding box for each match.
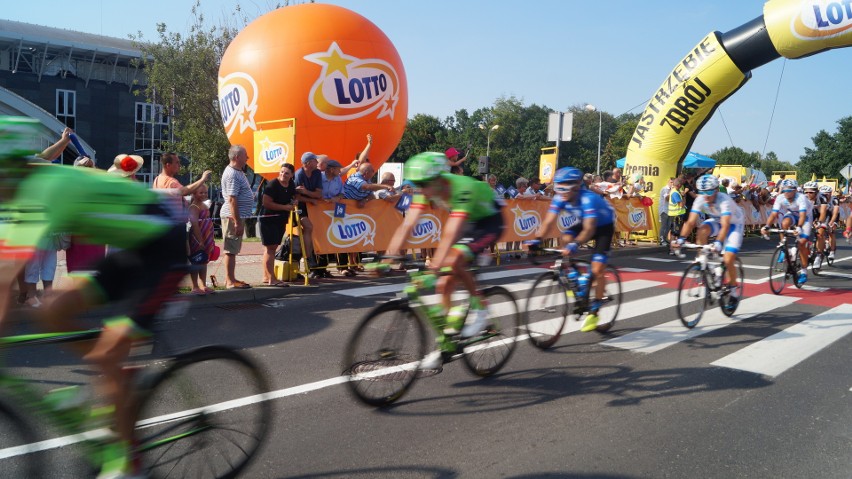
[674,243,745,328]
[0,270,272,478]
[524,248,622,349]
[764,228,806,294]
[343,258,520,407]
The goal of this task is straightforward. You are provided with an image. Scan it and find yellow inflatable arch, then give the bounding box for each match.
[625,0,852,229]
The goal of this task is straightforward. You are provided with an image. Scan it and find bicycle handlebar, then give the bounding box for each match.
[671,243,714,259]
[761,228,798,240]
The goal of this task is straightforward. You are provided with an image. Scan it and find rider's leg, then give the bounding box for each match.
[590,260,606,305]
[723,251,738,289]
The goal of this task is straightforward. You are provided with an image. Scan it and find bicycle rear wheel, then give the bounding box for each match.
[343,301,427,407]
[0,398,41,477]
[462,286,520,377]
[719,258,745,317]
[811,251,823,276]
[677,263,709,328]
[593,265,622,333]
[768,247,787,295]
[524,271,570,350]
[134,346,272,479]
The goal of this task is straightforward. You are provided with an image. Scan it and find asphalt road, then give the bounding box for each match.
[2,236,851,478]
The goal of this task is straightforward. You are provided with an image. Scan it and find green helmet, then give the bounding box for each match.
[404,152,449,184]
[0,116,40,170]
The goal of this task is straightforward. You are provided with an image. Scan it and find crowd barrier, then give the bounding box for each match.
[300,197,654,254]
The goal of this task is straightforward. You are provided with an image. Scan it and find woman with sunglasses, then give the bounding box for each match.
[534,167,615,333]
[761,178,812,284]
[673,174,745,310]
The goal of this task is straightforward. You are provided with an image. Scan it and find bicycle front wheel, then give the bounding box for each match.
[768,247,787,295]
[134,346,272,479]
[0,398,41,477]
[677,263,709,328]
[524,272,571,350]
[594,266,622,333]
[462,286,520,377]
[343,301,427,407]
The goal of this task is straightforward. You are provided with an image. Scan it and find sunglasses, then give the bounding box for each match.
[698,189,716,196]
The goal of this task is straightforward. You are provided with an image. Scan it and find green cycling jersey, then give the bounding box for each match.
[1,164,176,259]
[411,173,498,221]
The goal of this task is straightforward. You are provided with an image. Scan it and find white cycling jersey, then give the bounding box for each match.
[690,192,745,225]
[772,192,813,223]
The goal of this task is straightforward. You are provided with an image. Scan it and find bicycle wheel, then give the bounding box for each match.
[768,247,787,295]
[719,258,745,317]
[0,398,41,477]
[677,263,709,328]
[593,265,622,333]
[524,271,571,350]
[462,286,520,377]
[811,251,822,276]
[343,301,428,407]
[134,346,272,479]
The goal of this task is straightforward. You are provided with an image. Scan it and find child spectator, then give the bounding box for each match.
[188,186,216,295]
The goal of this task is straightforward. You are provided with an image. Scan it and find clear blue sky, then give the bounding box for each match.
[6,0,852,166]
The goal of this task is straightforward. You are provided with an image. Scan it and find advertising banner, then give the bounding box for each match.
[764,0,852,59]
[253,126,295,175]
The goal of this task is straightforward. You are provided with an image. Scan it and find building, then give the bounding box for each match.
[0,18,170,183]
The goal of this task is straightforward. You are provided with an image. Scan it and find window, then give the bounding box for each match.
[134,101,170,151]
[56,90,76,130]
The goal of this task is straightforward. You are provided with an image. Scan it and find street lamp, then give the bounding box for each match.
[585,104,602,175]
[479,123,500,157]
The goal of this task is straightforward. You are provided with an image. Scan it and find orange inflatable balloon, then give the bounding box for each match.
[218,3,408,178]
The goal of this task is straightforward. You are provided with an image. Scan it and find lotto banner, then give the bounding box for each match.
[539,149,557,184]
[253,126,295,175]
[305,198,653,253]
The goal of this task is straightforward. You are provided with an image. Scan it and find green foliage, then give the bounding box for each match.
[797,116,852,182]
[709,147,796,177]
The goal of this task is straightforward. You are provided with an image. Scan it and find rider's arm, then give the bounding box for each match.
[797,210,806,228]
[817,204,828,224]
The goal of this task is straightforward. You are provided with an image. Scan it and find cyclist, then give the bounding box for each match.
[532,166,615,332]
[384,152,505,369]
[0,117,186,479]
[761,178,812,284]
[672,174,744,310]
[812,184,839,266]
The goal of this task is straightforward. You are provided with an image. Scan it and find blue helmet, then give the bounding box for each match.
[554,167,582,184]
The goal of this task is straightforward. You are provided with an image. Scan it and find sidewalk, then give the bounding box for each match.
[45,239,670,307]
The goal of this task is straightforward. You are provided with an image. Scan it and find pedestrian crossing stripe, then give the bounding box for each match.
[601,294,800,354]
[710,303,852,377]
[332,268,548,297]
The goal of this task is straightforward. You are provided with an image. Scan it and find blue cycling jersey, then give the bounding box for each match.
[548,189,614,227]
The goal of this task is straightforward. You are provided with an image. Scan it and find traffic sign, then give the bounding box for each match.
[840,163,852,180]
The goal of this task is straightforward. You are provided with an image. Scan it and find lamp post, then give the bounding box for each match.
[479,123,500,157]
[585,104,602,175]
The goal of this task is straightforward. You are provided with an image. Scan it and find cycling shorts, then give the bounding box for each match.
[453,211,505,260]
[86,207,186,331]
[702,219,744,254]
[567,223,614,264]
[781,213,812,240]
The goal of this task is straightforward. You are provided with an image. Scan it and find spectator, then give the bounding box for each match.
[342,162,393,275]
[516,177,531,196]
[20,234,62,308]
[108,154,144,180]
[320,159,345,201]
[220,145,254,289]
[152,152,212,196]
[66,156,107,273]
[376,171,399,200]
[259,163,297,287]
[187,184,215,295]
[486,174,498,191]
[667,178,687,250]
[611,167,624,187]
[350,133,373,173]
[721,178,731,193]
[626,173,645,197]
[445,146,470,175]
[658,178,673,246]
[294,152,324,278]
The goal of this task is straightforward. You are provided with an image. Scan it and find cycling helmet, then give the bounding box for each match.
[695,174,720,193]
[802,181,818,191]
[779,179,798,191]
[819,184,833,194]
[404,152,449,184]
[553,167,583,184]
[0,116,40,171]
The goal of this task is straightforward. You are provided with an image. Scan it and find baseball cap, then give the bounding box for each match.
[326,159,342,168]
[445,147,460,158]
[301,152,318,163]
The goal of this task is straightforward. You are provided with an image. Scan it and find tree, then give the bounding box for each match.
[797,116,852,181]
[601,113,639,171]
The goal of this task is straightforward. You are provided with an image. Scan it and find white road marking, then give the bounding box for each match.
[332,268,548,297]
[602,294,800,354]
[711,304,852,377]
[619,267,651,273]
[637,257,680,263]
[815,270,852,280]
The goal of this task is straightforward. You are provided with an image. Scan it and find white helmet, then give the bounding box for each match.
[779,179,798,191]
[819,184,833,194]
[803,181,818,191]
[695,174,720,192]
